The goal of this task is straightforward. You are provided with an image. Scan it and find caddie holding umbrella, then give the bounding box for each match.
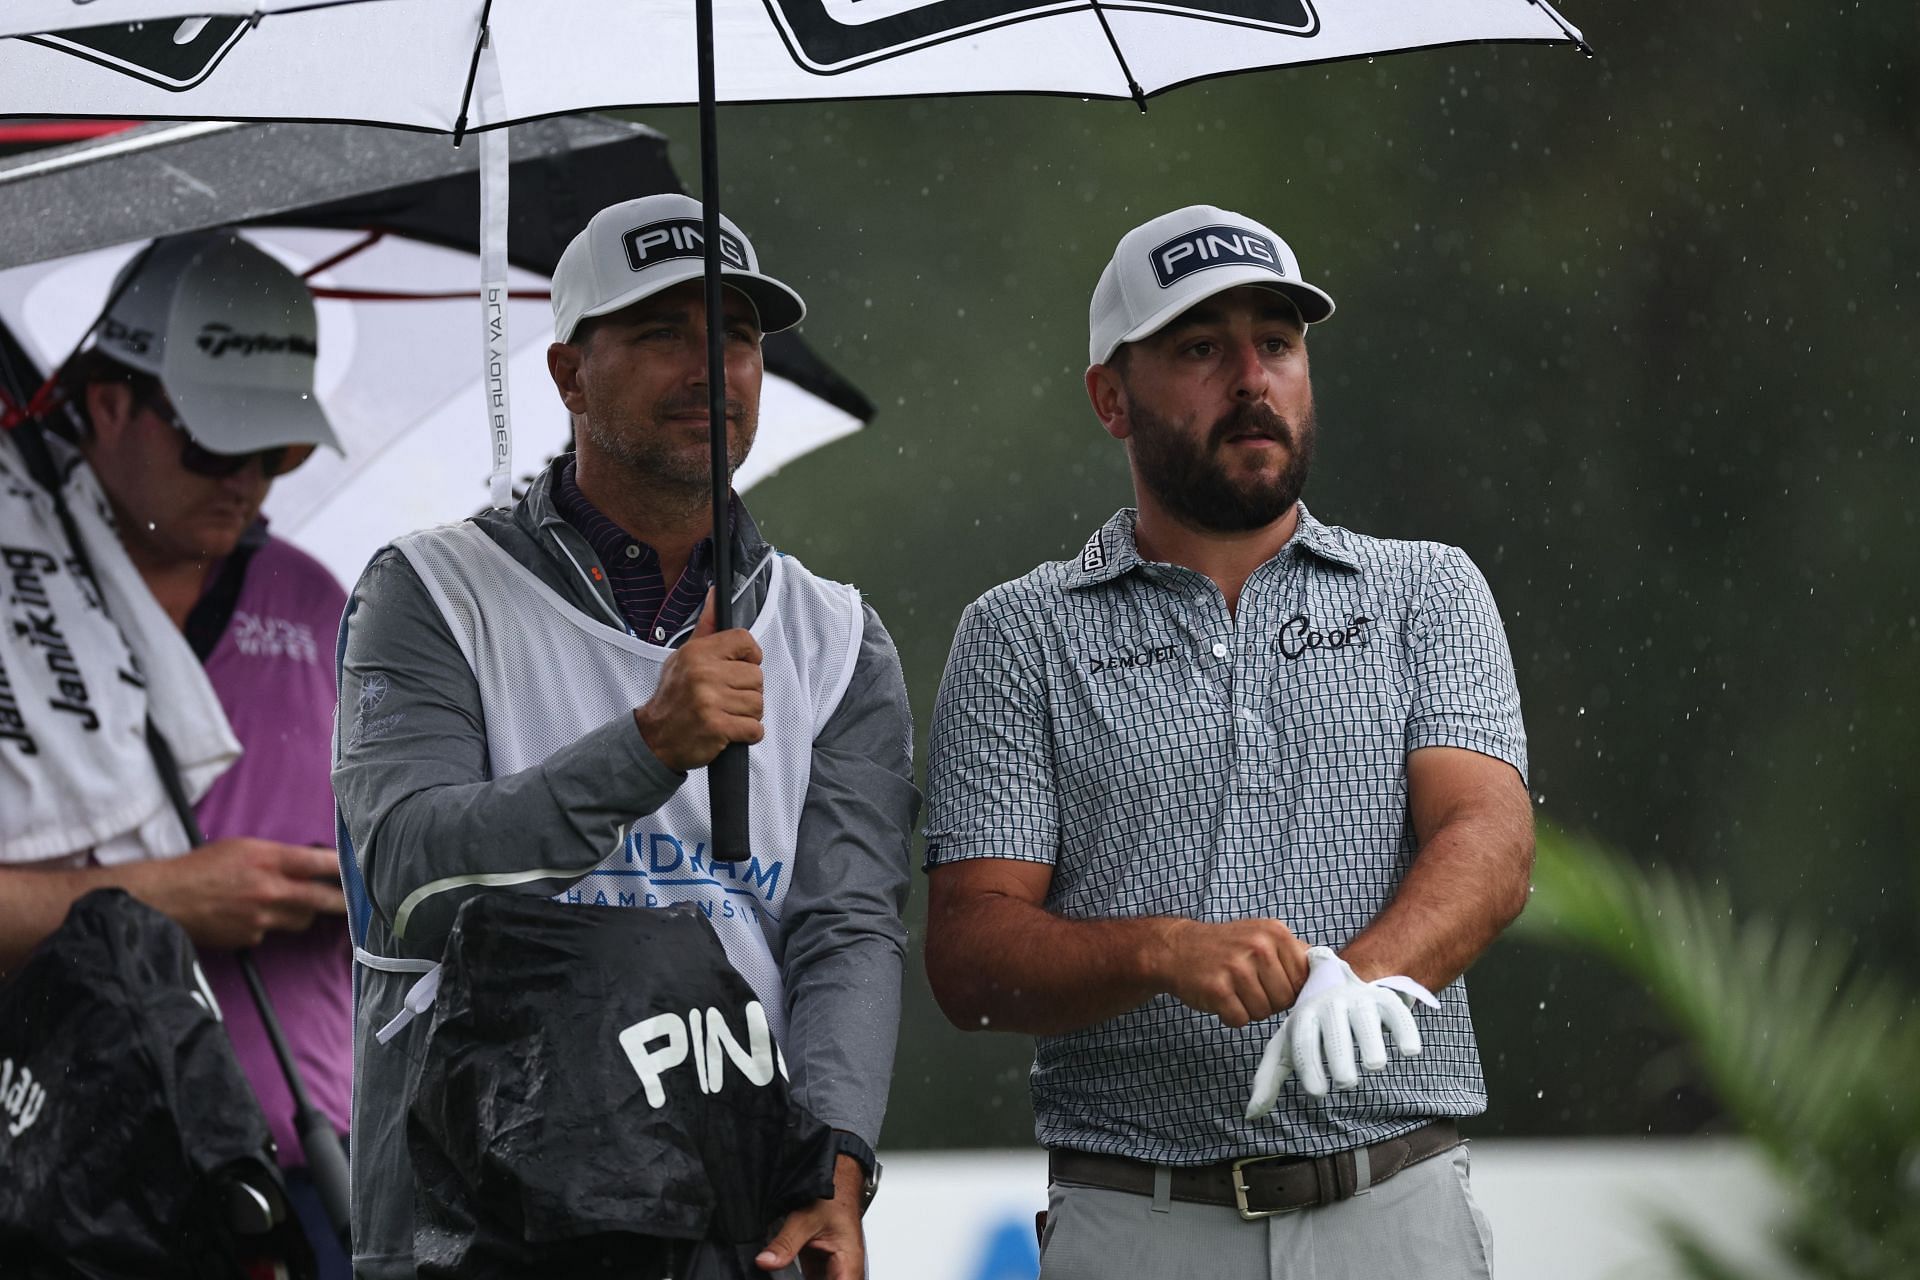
[333,194,917,1280]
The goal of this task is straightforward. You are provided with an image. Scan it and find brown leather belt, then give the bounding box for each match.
[1049,1120,1460,1221]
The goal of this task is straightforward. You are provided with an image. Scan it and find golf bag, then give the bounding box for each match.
[0,889,313,1279]
[407,894,837,1279]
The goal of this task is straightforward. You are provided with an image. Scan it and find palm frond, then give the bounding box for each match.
[1511,828,1920,1280]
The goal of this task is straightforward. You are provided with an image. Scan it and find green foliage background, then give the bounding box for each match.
[1517,828,1920,1277]
[626,3,1918,1148]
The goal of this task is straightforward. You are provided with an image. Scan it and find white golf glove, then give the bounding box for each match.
[1245,946,1439,1116]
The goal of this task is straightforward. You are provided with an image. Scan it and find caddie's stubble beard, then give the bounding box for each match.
[583,396,759,494]
[1127,395,1317,534]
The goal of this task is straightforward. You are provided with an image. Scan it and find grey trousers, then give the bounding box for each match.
[1039,1144,1493,1280]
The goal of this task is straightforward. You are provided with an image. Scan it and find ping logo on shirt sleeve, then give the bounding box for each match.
[1150,225,1286,288]
[622,220,750,273]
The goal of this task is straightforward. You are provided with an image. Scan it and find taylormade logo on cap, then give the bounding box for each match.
[623,220,750,274]
[1088,204,1337,366]
[88,230,341,457]
[1150,224,1285,288]
[194,323,318,360]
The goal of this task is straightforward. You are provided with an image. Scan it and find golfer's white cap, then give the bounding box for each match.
[95,229,341,456]
[551,194,806,343]
[1089,204,1336,366]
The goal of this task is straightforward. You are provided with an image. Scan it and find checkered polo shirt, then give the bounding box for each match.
[924,504,1528,1163]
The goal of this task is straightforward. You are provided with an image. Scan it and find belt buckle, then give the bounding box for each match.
[1229,1154,1305,1221]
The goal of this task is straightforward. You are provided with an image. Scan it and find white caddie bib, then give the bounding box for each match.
[393,521,863,1042]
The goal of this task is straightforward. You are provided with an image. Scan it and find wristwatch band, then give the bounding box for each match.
[831,1129,882,1212]
[831,1129,876,1177]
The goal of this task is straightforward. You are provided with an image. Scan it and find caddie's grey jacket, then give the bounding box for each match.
[332,457,918,1280]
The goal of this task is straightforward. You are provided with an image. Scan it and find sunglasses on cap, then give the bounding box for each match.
[140,393,316,479]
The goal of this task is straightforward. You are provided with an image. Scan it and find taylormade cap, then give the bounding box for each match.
[1089,204,1336,366]
[95,229,341,456]
[551,194,806,343]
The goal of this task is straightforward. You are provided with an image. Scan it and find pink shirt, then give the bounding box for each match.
[194,532,351,1166]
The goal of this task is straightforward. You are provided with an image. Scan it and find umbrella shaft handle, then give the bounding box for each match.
[708,742,751,862]
[696,0,751,864]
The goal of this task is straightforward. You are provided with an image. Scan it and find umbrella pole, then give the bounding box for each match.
[697,0,750,863]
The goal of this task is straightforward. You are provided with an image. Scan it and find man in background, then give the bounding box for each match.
[924,204,1533,1279]
[0,230,353,1275]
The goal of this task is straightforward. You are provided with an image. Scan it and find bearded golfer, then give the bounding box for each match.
[923,204,1533,1279]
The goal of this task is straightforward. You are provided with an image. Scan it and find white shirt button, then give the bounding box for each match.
[624,544,641,560]
[1211,642,1229,659]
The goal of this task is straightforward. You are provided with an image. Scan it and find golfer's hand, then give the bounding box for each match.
[634,590,764,771]
[1246,946,1438,1113]
[1155,918,1311,1028]
[756,1154,866,1279]
[128,839,346,949]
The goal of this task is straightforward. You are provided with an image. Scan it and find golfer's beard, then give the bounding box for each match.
[1130,399,1316,534]
[584,400,758,491]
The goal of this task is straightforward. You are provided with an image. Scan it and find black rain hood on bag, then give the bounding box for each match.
[407,894,837,1279]
[0,889,311,1280]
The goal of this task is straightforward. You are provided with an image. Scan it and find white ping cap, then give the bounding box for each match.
[1089,204,1335,366]
[551,194,805,343]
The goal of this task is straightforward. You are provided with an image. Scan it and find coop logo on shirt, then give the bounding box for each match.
[1278,613,1374,660]
[21,15,254,92]
[765,0,1317,74]
[561,827,787,926]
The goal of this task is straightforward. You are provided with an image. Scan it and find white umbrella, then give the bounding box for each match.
[0,0,1586,864]
[0,2,1583,121]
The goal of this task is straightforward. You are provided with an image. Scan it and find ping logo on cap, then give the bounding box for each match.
[623,220,749,274]
[1150,225,1285,289]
